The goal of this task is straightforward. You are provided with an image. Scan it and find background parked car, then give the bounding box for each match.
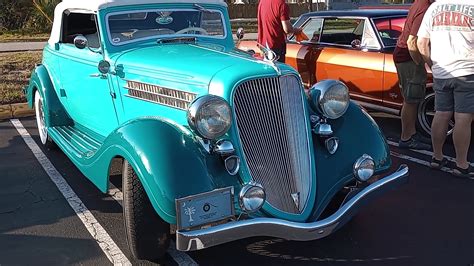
[238,9,453,137]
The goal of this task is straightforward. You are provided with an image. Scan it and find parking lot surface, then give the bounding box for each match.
[0,115,473,265]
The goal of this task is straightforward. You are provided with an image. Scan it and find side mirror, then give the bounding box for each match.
[236,27,245,40]
[74,35,88,49]
[351,39,361,49]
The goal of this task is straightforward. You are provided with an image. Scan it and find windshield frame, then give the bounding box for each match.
[105,8,228,46]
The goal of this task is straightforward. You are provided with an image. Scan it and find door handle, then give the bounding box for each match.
[90,73,107,79]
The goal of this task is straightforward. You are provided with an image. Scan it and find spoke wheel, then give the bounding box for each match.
[34,90,55,148]
[417,92,455,137]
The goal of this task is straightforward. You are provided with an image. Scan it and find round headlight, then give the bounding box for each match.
[310,80,350,119]
[187,95,232,140]
[353,154,375,182]
[239,183,266,213]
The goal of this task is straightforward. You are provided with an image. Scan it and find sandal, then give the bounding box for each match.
[452,164,474,179]
[430,157,448,170]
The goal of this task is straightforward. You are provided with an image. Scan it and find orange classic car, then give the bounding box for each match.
[239,9,452,137]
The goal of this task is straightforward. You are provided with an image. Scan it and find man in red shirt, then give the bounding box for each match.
[257,0,301,63]
[393,0,434,150]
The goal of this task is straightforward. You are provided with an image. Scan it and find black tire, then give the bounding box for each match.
[122,160,170,261]
[417,92,455,137]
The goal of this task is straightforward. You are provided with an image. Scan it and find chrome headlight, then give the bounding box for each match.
[353,154,375,182]
[187,95,232,140]
[309,80,350,119]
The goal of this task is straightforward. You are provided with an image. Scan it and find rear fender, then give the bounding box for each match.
[26,65,72,127]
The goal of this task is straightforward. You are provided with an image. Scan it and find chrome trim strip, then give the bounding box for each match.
[176,165,409,251]
[354,100,400,115]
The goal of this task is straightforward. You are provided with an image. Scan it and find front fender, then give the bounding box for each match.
[310,102,391,220]
[87,117,239,224]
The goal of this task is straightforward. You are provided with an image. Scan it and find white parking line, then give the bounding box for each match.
[11,119,131,265]
[108,184,198,266]
[389,151,452,174]
[387,140,457,163]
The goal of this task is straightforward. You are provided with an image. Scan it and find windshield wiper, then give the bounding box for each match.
[193,4,216,13]
[157,36,197,44]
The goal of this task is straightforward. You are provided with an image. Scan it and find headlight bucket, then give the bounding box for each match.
[187,95,232,140]
[309,80,350,119]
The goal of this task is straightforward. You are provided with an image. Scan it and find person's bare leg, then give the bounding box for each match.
[400,102,418,141]
[431,111,453,160]
[453,112,474,169]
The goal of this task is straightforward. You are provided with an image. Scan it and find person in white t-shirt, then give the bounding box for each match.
[417,0,474,179]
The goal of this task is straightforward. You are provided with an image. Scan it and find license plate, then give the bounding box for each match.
[176,187,234,230]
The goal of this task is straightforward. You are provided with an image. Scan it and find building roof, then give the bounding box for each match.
[299,9,408,20]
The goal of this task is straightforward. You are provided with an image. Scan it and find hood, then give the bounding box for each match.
[115,43,282,90]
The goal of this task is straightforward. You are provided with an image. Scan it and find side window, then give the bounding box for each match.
[292,18,323,43]
[61,12,100,48]
[320,18,364,46]
[362,20,380,49]
[373,17,406,47]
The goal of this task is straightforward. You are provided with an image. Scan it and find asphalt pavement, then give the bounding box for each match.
[0,115,473,265]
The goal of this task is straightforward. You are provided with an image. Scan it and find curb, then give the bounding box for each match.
[0,103,35,121]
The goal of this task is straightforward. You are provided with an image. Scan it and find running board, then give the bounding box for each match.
[49,125,101,159]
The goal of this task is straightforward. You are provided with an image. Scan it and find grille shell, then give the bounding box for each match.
[232,75,313,214]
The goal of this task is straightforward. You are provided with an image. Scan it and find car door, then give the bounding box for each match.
[373,16,407,110]
[55,11,118,137]
[315,17,385,106]
[286,18,323,88]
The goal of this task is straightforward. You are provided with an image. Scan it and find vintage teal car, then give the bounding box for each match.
[26,0,409,261]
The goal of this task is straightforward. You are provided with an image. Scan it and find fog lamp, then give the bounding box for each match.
[353,154,375,182]
[239,182,265,213]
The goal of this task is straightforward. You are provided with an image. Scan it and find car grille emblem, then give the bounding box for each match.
[291,192,300,209]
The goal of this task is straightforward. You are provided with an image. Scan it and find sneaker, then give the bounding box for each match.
[398,137,432,150]
[452,164,474,180]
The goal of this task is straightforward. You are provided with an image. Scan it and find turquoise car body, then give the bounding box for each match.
[26,1,394,229]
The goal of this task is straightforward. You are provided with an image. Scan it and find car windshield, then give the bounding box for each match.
[373,17,406,47]
[106,9,225,45]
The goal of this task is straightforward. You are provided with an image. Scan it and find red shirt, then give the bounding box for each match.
[393,0,432,63]
[257,0,290,51]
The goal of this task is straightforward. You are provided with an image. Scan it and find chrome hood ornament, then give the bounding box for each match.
[257,42,281,75]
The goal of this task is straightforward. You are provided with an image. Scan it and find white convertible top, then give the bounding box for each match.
[48,0,227,45]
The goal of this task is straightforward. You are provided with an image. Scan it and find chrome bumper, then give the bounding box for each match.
[176,165,409,251]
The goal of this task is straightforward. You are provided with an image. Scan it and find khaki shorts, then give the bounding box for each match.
[395,61,427,104]
[434,74,474,113]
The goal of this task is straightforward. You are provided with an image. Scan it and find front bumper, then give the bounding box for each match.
[176,165,409,251]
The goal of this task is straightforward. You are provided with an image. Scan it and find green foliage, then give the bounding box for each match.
[0,0,60,33]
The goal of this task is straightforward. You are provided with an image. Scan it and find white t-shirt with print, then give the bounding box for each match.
[417,0,474,79]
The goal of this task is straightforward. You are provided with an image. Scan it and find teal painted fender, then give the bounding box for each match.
[309,102,391,220]
[25,65,73,127]
[72,117,240,224]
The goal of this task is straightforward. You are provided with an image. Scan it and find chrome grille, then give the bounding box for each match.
[233,75,312,214]
[125,80,196,110]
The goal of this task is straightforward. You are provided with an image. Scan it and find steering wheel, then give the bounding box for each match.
[175,27,208,35]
